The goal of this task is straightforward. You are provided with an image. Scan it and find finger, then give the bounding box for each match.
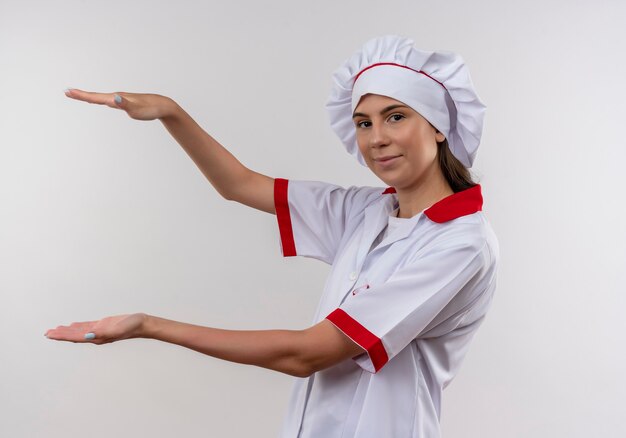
[64,88,107,103]
[45,323,102,342]
[45,326,90,343]
[64,88,120,108]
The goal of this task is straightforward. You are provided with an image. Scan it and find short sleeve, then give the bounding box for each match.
[274,178,381,264]
[326,234,496,373]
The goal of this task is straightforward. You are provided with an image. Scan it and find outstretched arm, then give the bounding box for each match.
[45,314,364,378]
[65,89,275,214]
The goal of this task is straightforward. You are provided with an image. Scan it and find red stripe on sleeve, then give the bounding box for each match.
[326,308,389,373]
[274,178,297,257]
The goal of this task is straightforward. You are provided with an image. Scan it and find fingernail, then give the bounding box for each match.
[114,94,122,104]
[64,88,72,94]
[84,333,96,340]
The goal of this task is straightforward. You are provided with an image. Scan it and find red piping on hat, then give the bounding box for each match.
[354,62,447,90]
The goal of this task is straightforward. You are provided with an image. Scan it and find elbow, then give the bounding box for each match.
[218,188,235,201]
[290,367,313,379]
[277,352,321,378]
[283,359,316,378]
[287,354,329,378]
[281,324,359,378]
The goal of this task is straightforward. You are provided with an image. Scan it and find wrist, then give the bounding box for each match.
[159,97,183,121]
[138,313,159,339]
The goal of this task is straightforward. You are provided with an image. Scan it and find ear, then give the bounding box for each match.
[435,130,446,143]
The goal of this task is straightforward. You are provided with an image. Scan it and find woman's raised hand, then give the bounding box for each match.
[64,89,177,121]
[45,313,148,345]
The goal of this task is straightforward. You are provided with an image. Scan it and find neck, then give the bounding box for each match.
[395,166,454,219]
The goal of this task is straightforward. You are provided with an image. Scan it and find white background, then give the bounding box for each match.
[1,1,625,437]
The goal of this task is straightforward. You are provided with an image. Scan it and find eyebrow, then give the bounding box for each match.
[352,104,410,119]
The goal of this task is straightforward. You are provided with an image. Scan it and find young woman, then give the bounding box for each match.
[46,35,499,437]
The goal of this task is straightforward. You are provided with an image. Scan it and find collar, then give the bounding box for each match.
[381,184,483,223]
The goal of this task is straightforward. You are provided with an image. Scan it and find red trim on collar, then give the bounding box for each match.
[382,185,483,223]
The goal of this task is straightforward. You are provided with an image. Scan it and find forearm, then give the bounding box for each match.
[142,315,311,377]
[159,102,254,201]
[63,89,275,212]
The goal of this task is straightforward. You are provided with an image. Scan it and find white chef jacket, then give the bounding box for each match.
[274,178,499,438]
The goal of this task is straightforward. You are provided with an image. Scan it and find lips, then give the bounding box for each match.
[373,155,402,162]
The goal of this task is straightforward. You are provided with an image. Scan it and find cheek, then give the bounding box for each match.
[356,133,371,159]
[355,130,367,148]
[402,131,438,161]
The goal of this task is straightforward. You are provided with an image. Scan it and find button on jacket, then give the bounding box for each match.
[274,178,499,438]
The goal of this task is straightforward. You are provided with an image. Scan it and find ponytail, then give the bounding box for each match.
[437,139,477,193]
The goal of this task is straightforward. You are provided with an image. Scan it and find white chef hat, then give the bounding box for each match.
[326,35,486,168]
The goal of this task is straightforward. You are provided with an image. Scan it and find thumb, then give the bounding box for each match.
[113,93,125,108]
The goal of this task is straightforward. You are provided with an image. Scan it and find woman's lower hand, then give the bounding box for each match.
[64,88,178,121]
[45,313,149,344]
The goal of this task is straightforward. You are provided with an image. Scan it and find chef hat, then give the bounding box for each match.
[326,35,486,168]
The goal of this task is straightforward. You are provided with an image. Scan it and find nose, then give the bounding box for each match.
[368,123,390,149]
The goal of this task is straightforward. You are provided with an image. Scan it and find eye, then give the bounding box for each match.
[387,113,405,123]
[355,120,372,129]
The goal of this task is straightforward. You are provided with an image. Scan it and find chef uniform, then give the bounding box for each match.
[275,36,499,438]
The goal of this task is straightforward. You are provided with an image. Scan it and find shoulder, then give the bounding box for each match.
[419,211,499,266]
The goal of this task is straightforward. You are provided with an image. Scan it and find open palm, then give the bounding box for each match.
[64,88,174,121]
[45,313,146,344]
